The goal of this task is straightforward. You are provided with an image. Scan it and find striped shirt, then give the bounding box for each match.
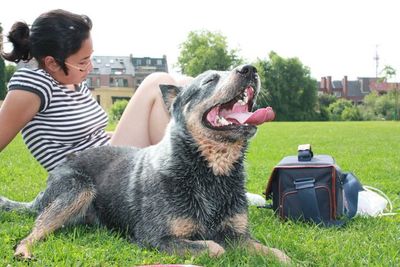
[8,68,110,171]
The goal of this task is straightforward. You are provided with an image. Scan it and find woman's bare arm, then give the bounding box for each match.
[0,90,41,152]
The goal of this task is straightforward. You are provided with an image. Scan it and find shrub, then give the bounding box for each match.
[109,99,129,122]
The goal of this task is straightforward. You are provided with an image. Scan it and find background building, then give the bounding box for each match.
[318,76,399,104]
[87,55,168,111]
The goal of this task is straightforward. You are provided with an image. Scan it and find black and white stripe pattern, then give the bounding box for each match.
[8,68,110,171]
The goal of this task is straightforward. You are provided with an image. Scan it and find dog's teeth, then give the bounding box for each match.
[216,115,221,125]
[240,91,249,104]
[216,115,231,126]
[220,116,231,126]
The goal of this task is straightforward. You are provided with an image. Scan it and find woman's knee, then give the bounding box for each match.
[143,72,177,86]
[139,72,193,88]
[133,72,176,98]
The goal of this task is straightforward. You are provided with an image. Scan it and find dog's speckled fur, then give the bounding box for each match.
[0,65,290,263]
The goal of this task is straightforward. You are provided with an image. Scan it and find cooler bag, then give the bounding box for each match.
[264,145,362,226]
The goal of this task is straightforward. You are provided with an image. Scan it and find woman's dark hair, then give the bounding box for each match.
[1,9,92,74]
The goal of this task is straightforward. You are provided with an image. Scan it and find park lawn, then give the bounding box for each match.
[0,121,399,266]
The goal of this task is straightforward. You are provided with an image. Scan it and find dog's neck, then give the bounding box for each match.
[185,123,246,176]
[160,120,247,176]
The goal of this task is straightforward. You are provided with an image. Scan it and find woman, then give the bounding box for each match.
[0,9,189,172]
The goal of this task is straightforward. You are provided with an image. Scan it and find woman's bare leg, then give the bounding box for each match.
[110,72,193,147]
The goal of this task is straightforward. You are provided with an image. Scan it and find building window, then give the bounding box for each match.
[136,59,142,65]
[146,59,151,65]
[111,68,124,75]
[110,77,128,87]
[157,59,162,65]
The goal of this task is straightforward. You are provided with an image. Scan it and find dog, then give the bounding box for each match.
[0,65,290,263]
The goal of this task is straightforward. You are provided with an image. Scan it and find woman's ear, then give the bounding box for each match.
[43,56,61,73]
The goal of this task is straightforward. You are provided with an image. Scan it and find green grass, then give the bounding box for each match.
[1,121,399,266]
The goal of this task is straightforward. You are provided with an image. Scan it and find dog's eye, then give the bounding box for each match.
[202,75,218,85]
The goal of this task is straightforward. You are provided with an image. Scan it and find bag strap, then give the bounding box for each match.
[294,178,322,223]
[294,178,345,227]
[294,173,362,227]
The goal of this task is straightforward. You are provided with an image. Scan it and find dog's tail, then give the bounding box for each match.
[0,192,43,215]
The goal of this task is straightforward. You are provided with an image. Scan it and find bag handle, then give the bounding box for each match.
[342,172,363,218]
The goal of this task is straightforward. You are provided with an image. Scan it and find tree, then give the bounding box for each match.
[254,51,318,121]
[176,30,243,77]
[0,22,6,100]
[327,98,355,121]
[380,65,399,120]
[5,64,17,82]
[317,94,337,121]
[359,91,396,120]
[341,105,362,121]
[109,99,129,123]
[359,91,380,120]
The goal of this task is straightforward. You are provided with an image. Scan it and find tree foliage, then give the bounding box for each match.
[327,98,362,121]
[316,94,337,121]
[5,64,16,83]
[379,65,399,120]
[0,23,6,100]
[359,91,396,120]
[176,30,243,77]
[327,98,353,120]
[254,51,318,121]
[109,99,129,122]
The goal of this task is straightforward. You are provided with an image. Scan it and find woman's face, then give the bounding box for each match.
[49,35,94,85]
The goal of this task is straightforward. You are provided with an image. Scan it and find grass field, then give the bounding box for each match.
[1,121,399,266]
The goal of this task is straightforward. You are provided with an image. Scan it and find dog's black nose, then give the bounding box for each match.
[237,65,257,79]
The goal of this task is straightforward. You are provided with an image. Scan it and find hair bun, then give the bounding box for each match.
[2,21,32,62]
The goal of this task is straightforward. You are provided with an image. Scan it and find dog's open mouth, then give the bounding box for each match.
[205,86,275,128]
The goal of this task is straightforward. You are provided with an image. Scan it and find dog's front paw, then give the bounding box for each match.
[268,247,291,264]
[203,240,225,257]
[247,241,291,264]
[14,244,33,260]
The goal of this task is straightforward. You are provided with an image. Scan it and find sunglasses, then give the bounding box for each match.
[65,60,92,72]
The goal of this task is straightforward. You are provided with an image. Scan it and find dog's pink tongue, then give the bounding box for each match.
[225,106,275,125]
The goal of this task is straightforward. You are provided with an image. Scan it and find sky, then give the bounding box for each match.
[1,0,399,81]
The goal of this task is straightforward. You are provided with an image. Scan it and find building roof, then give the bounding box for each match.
[332,80,342,89]
[91,56,135,75]
[131,56,168,72]
[347,80,364,97]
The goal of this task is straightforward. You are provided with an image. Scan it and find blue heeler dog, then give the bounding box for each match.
[0,65,290,263]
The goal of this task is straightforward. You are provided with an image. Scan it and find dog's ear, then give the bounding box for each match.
[159,84,183,112]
